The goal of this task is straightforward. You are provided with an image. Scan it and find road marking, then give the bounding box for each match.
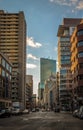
[23,118,29,121]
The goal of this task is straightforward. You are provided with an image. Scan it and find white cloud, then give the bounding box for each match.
[49,0,72,6]
[49,0,82,8]
[70,0,78,3]
[27,54,39,60]
[50,0,54,2]
[76,1,83,10]
[27,37,42,48]
[49,0,83,11]
[26,63,37,69]
[54,47,57,52]
[71,9,75,13]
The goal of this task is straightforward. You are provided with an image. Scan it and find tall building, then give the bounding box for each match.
[40,58,56,89]
[0,10,26,108]
[32,94,36,108]
[56,72,59,105]
[38,82,43,101]
[26,75,33,109]
[71,20,83,106]
[57,18,82,108]
[45,74,56,110]
[40,58,56,101]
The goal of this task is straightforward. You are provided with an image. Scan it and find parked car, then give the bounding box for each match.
[47,108,50,112]
[41,108,46,112]
[73,109,79,117]
[36,108,40,112]
[78,106,83,119]
[54,105,60,112]
[22,109,29,114]
[11,108,22,115]
[0,108,11,118]
[32,108,36,112]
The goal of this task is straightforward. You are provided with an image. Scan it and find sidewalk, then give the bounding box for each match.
[60,111,72,114]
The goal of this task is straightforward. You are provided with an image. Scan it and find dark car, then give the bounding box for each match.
[36,108,40,112]
[54,105,60,112]
[0,108,11,118]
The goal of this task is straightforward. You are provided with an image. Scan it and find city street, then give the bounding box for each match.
[0,111,83,130]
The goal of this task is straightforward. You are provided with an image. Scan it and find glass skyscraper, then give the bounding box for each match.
[40,58,56,89]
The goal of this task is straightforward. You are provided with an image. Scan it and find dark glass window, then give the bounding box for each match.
[77,30,83,36]
[78,41,83,46]
[79,75,83,80]
[78,52,83,57]
[79,63,83,68]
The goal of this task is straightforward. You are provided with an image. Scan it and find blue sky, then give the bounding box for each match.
[0,0,83,95]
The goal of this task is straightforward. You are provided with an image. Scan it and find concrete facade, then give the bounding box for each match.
[57,18,82,108]
[0,10,26,108]
[71,20,83,106]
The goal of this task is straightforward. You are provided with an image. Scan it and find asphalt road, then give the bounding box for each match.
[0,111,83,130]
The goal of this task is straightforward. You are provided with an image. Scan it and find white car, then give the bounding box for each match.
[73,109,79,117]
[78,106,83,119]
[42,108,46,112]
[11,108,22,115]
[22,109,29,114]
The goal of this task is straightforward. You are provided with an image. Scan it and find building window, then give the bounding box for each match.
[63,30,69,36]
[61,60,70,64]
[78,75,83,80]
[6,63,9,71]
[77,29,83,36]
[2,59,5,67]
[61,56,70,60]
[60,69,67,74]
[9,75,11,80]
[79,63,83,68]
[0,56,1,64]
[78,52,83,57]
[60,37,70,42]
[9,66,12,73]
[78,41,83,47]
[2,69,5,77]
[0,68,1,75]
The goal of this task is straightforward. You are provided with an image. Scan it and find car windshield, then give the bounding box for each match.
[80,106,83,111]
[1,110,5,112]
